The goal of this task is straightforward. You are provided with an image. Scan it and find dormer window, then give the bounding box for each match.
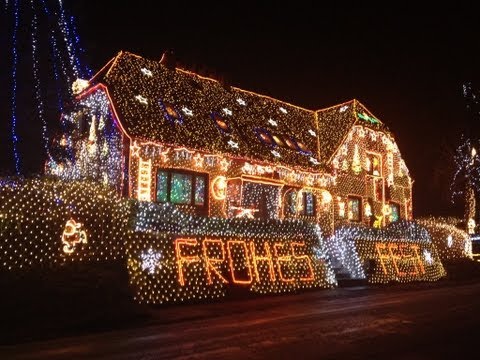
[160,100,183,125]
[211,112,230,133]
[272,135,285,147]
[296,140,312,155]
[284,137,298,150]
[255,128,274,146]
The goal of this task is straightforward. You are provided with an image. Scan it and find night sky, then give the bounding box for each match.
[1,2,480,218]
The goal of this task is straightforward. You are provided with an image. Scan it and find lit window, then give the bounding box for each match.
[366,153,381,176]
[286,190,298,214]
[156,170,208,212]
[296,140,311,155]
[255,128,274,146]
[211,112,230,133]
[285,137,298,150]
[171,173,192,204]
[272,135,285,147]
[348,196,361,222]
[389,202,400,222]
[303,192,316,216]
[160,101,183,125]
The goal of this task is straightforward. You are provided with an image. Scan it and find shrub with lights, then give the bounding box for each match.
[416,216,472,261]
[0,177,131,270]
[327,221,446,284]
[126,201,337,304]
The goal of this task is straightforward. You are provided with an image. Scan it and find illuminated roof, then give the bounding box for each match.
[89,51,390,171]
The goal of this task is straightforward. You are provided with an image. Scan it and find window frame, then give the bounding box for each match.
[366,152,382,177]
[347,195,362,222]
[302,191,316,217]
[389,201,401,223]
[155,168,209,212]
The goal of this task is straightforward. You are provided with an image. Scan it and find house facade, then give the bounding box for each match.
[48,51,413,236]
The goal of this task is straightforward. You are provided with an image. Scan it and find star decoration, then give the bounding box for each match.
[308,129,316,137]
[140,248,162,274]
[447,235,453,248]
[228,140,239,149]
[193,153,204,167]
[279,107,287,114]
[135,95,148,105]
[309,157,320,165]
[220,158,231,171]
[423,249,433,264]
[236,98,246,106]
[223,108,232,116]
[130,141,141,157]
[141,68,153,77]
[339,105,349,113]
[268,118,278,127]
[181,107,193,116]
[271,150,281,158]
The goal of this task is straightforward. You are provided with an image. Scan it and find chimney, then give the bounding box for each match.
[160,49,176,70]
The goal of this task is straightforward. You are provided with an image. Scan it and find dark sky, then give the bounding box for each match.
[2,2,480,218]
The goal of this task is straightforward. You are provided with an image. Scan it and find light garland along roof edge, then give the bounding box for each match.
[80,51,393,172]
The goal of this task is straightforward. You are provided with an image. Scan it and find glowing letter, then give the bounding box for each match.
[291,242,314,282]
[273,243,294,282]
[250,241,276,282]
[226,240,253,285]
[410,244,425,275]
[203,239,228,285]
[175,238,200,286]
[375,242,390,275]
[398,244,418,276]
[388,243,405,276]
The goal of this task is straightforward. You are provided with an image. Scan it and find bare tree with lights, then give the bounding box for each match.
[450,83,480,234]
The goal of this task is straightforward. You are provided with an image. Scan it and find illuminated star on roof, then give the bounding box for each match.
[279,107,288,114]
[236,98,246,106]
[268,118,278,127]
[271,150,281,158]
[339,105,349,113]
[182,107,193,116]
[309,157,320,165]
[135,95,148,105]
[223,108,232,116]
[228,140,239,149]
[141,68,153,77]
[308,129,317,137]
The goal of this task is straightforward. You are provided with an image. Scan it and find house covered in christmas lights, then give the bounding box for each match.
[49,51,413,236]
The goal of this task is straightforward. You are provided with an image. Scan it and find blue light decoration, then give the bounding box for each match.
[2,0,91,175]
[31,0,50,161]
[9,0,21,174]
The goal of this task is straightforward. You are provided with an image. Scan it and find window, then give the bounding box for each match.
[295,140,312,155]
[366,153,381,176]
[347,196,362,222]
[211,112,230,133]
[255,128,275,146]
[303,192,316,216]
[272,135,285,147]
[160,101,183,125]
[389,202,400,223]
[284,136,298,150]
[286,190,298,215]
[156,169,208,211]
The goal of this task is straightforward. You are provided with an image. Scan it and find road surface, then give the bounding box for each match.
[1,281,480,359]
